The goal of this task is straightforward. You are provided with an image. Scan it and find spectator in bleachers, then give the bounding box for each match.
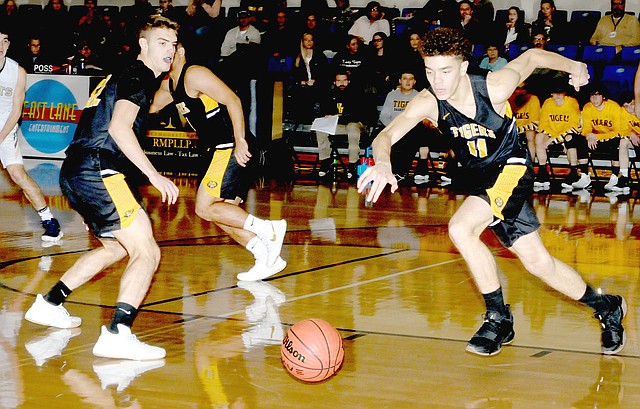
[331,34,370,92]
[298,11,330,52]
[347,1,390,45]
[531,0,569,44]
[289,31,329,123]
[157,0,182,24]
[19,34,55,74]
[220,9,261,60]
[590,0,640,55]
[262,8,297,58]
[367,31,394,103]
[325,0,357,50]
[613,99,640,193]
[41,0,73,63]
[412,0,458,29]
[181,0,222,67]
[581,84,624,192]
[99,12,134,73]
[535,82,589,191]
[315,68,374,181]
[454,1,483,44]
[301,0,329,17]
[479,43,507,71]
[508,81,540,166]
[393,31,428,91]
[469,0,494,28]
[0,0,21,50]
[497,6,530,53]
[241,0,285,32]
[380,71,426,184]
[75,39,103,74]
[123,0,155,31]
[74,0,107,50]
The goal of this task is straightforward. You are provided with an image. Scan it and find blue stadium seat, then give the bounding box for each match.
[472,44,486,60]
[507,43,529,60]
[601,65,635,102]
[547,44,579,59]
[569,10,601,45]
[268,56,293,76]
[620,46,640,65]
[582,45,617,64]
[393,19,410,36]
[401,7,419,18]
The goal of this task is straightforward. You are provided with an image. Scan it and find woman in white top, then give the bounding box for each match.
[348,1,390,45]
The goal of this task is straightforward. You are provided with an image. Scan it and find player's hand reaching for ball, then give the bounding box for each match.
[149,173,179,204]
[356,163,398,204]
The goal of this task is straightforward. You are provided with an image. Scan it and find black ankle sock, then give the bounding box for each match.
[44,281,72,306]
[482,288,508,315]
[612,167,620,176]
[579,164,589,174]
[109,302,138,333]
[416,158,429,173]
[579,285,610,312]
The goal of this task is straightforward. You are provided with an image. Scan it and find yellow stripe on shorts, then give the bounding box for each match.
[202,148,232,197]
[102,173,141,230]
[486,164,526,220]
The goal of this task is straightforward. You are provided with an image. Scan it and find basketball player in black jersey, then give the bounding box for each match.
[358,28,626,356]
[151,43,287,282]
[25,16,180,361]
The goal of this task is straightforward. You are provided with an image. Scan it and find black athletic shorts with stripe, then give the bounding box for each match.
[471,159,541,248]
[197,146,250,202]
[60,150,143,238]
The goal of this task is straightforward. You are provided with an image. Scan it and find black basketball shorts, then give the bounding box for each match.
[60,152,142,238]
[198,147,249,202]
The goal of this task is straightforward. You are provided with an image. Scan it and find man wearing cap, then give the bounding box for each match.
[220,9,261,58]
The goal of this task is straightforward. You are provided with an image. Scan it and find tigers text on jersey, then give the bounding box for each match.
[431,73,527,170]
[512,94,540,134]
[581,99,623,141]
[538,95,581,141]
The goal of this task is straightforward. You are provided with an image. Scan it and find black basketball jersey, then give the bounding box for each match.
[67,61,160,172]
[169,65,234,149]
[431,73,527,170]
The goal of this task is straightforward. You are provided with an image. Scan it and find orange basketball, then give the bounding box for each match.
[281,318,344,383]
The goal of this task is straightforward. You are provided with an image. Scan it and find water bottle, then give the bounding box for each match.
[358,146,374,207]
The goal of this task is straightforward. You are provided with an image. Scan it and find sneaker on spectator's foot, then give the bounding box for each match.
[237,256,286,281]
[440,175,453,186]
[604,174,619,191]
[572,173,592,189]
[257,219,286,268]
[25,294,81,329]
[93,359,165,392]
[595,295,627,355]
[42,218,63,242]
[317,159,331,178]
[611,176,630,193]
[561,172,580,189]
[93,324,166,360]
[25,328,81,366]
[605,191,621,205]
[414,174,429,185]
[466,305,515,356]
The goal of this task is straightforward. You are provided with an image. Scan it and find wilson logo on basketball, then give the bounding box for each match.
[282,335,306,363]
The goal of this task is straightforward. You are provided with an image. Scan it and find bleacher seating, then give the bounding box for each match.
[620,46,640,65]
[547,44,579,59]
[601,64,635,102]
[569,10,600,45]
[582,45,617,65]
[507,43,530,60]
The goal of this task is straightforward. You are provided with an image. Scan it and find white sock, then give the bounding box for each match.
[37,206,53,221]
[621,169,629,177]
[246,236,267,260]
[243,215,268,237]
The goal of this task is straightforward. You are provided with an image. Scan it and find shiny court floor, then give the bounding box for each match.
[1,160,640,408]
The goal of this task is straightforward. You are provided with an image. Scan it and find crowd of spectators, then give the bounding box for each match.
[3,0,640,190]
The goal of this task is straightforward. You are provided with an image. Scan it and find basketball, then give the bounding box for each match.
[281,318,344,383]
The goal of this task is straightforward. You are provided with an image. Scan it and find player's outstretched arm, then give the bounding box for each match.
[357,90,438,203]
[109,99,179,204]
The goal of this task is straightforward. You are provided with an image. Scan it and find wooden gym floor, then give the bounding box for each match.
[1,159,639,408]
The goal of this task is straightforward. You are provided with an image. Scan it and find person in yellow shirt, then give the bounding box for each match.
[581,85,624,191]
[612,99,640,193]
[535,82,588,190]
[509,81,540,180]
[590,0,640,54]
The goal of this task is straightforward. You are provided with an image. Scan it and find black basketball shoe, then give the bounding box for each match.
[466,305,515,356]
[595,295,627,355]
